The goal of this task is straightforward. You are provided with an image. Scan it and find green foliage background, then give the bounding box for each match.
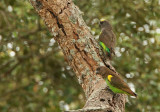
[0,0,160,111]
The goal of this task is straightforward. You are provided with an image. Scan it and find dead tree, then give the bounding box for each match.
[29,0,126,112]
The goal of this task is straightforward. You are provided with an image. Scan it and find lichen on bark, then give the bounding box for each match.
[29,0,126,112]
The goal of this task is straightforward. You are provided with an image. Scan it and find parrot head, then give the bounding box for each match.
[99,20,112,30]
[96,66,115,78]
[96,66,110,78]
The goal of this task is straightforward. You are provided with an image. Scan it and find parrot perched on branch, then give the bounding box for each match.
[99,20,116,60]
[96,66,137,97]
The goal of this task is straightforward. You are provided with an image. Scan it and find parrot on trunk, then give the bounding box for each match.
[96,66,137,97]
[99,20,116,60]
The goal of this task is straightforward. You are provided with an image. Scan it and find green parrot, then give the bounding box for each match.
[96,66,137,97]
[99,20,116,60]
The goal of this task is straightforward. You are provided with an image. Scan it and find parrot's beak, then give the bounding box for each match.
[96,67,100,74]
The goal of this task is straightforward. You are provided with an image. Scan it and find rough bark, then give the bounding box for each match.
[29,0,126,112]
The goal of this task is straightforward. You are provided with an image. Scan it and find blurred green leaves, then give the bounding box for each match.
[0,0,160,112]
[0,0,84,112]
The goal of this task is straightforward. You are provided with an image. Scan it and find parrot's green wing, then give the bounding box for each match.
[109,74,134,95]
[99,31,111,53]
[99,41,110,53]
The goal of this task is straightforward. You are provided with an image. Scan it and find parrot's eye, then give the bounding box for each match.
[97,67,100,71]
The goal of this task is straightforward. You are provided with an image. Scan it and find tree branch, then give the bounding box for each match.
[29,0,126,111]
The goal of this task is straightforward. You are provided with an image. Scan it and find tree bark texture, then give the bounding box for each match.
[29,0,126,112]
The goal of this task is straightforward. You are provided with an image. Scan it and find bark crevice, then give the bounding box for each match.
[29,0,126,112]
[47,9,67,36]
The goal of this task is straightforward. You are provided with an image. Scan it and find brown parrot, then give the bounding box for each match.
[99,20,116,60]
[96,66,137,97]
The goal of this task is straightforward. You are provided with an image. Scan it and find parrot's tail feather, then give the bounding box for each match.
[133,93,137,97]
[128,91,137,97]
[125,89,137,97]
[106,52,112,60]
[110,48,115,55]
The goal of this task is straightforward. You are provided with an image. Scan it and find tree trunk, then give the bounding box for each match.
[29,0,126,112]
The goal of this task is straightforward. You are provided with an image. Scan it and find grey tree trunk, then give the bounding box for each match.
[29,0,126,112]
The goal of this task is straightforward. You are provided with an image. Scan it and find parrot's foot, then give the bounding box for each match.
[107,87,115,95]
[113,93,121,100]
